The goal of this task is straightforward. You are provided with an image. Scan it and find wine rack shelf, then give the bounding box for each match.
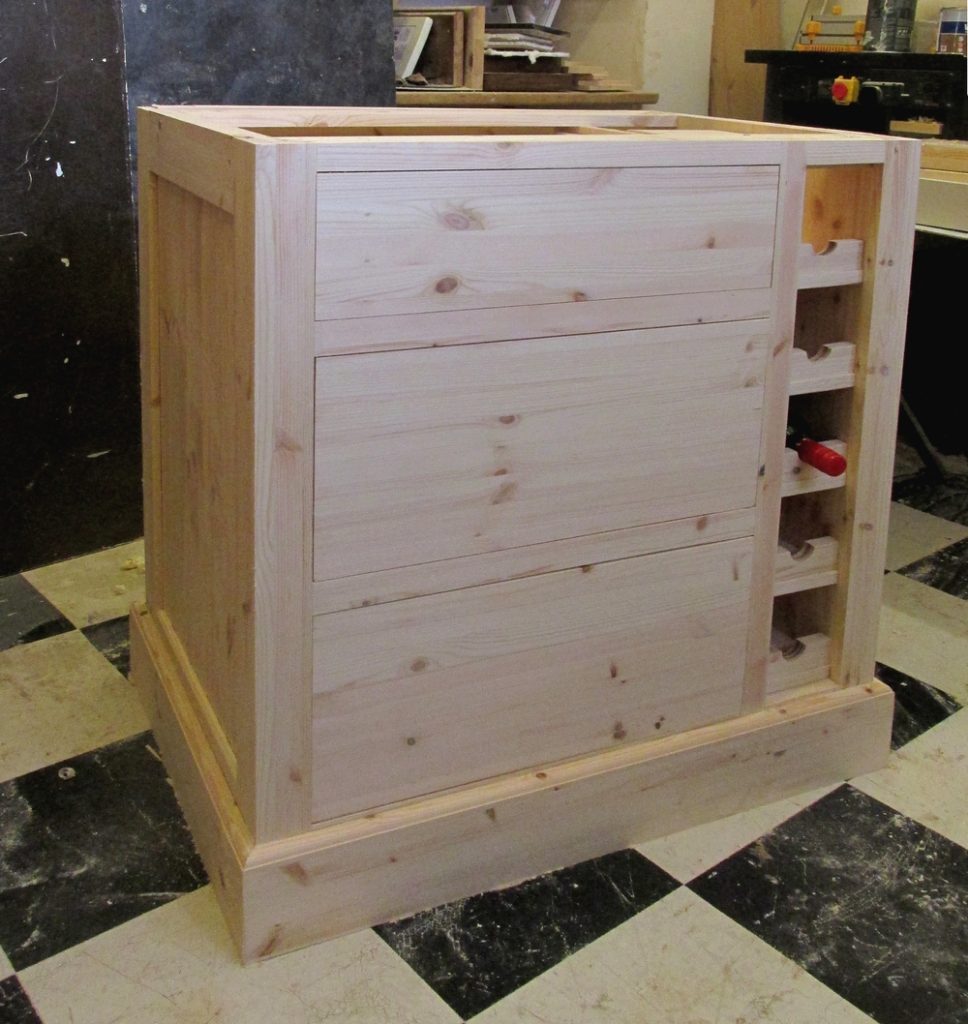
[789,342,857,395]
[781,440,848,496]
[796,239,864,289]
[767,631,832,694]
[774,536,839,595]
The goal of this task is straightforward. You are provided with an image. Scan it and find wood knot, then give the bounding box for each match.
[491,481,518,505]
[435,276,459,294]
[442,211,476,231]
[498,414,518,425]
[609,661,619,679]
[406,736,417,746]
[613,722,627,740]
[410,657,428,672]
[485,807,497,821]
[571,290,588,302]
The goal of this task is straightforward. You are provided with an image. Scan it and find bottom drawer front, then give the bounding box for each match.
[311,537,753,821]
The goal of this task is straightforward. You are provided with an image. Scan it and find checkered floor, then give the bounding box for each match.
[2,477,967,1024]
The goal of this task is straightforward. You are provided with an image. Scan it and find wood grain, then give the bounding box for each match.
[314,323,769,580]
[315,164,779,320]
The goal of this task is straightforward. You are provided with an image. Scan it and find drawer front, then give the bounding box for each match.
[314,322,769,581]
[314,165,779,322]
[312,537,753,821]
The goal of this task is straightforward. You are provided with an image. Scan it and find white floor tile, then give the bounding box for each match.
[24,540,145,628]
[636,784,837,883]
[852,708,968,850]
[884,502,968,572]
[474,888,874,1024]
[0,632,148,784]
[20,887,460,1024]
[878,573,968,703]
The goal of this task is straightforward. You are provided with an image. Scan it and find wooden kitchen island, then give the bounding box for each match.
[130,105,919,961]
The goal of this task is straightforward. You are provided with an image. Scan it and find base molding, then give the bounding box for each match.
[131,602,893,963]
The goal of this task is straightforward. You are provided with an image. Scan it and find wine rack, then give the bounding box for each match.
[770,160,912,697]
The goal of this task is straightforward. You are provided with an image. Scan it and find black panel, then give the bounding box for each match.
[120,0,394,129]
[1,0,394,577]
[0,0,142,576]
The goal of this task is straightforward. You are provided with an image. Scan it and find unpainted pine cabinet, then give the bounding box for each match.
[131,104,919,961]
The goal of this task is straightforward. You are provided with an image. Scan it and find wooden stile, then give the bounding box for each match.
[132,105,918,961]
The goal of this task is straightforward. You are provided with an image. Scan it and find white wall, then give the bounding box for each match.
[558,0,716,114]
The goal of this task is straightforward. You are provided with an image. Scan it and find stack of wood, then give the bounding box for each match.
[484,57,634,93]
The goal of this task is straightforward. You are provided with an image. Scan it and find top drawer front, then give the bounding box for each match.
[314,165,779,322]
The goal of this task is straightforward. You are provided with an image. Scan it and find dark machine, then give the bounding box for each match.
[745,50,967,140]
[746,47,967,468]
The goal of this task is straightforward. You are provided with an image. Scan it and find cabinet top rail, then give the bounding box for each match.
[139,104,898,156]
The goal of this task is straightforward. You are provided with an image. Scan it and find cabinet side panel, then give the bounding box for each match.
[150,176,255,800]
[800,148,919,686]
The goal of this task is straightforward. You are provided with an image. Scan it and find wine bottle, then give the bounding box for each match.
[786,416,846,477]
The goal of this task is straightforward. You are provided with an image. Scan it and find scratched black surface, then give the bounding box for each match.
[376,849,680,1020]
[1,0,393,577]
[120,0,394,141]
[0,977,43,1024]
[690,785,968,1024]
[0,732,207,971]
[0,0,142,577]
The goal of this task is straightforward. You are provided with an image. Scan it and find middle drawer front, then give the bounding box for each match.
[314,321,769,582]
[312,536,753,821]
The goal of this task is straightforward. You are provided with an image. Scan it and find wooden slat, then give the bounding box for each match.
[396,89,658,107]
[789,342,856,395]
[130,605,250,950]
[774,536,839,595]
[148,174,256,821]
[315,164,779,321]
[248,142,317,841]
[314,323,769,581]
[243,682,892,960]
[138,108,238,212]
[709,0,781,120]
[920,139,968,174]
[832,141,921,687]
[313,508,755,614]
[312,539,754,820]
[740,144,804,713]
[767,632,831,693]
[314,287,772,356]
[797,239,864,289]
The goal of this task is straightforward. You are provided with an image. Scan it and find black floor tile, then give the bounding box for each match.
[0,732,207,971]
[893,472,968,527]
[376,848,679,1020]
[876,662,963,749]
[690,785,968,1024]
[0,576,73,653]
[0,977,43,1024]
[81,615,130,677]
[896,536,968,600]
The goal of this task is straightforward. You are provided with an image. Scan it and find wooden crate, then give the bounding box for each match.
[132,105,920,962]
